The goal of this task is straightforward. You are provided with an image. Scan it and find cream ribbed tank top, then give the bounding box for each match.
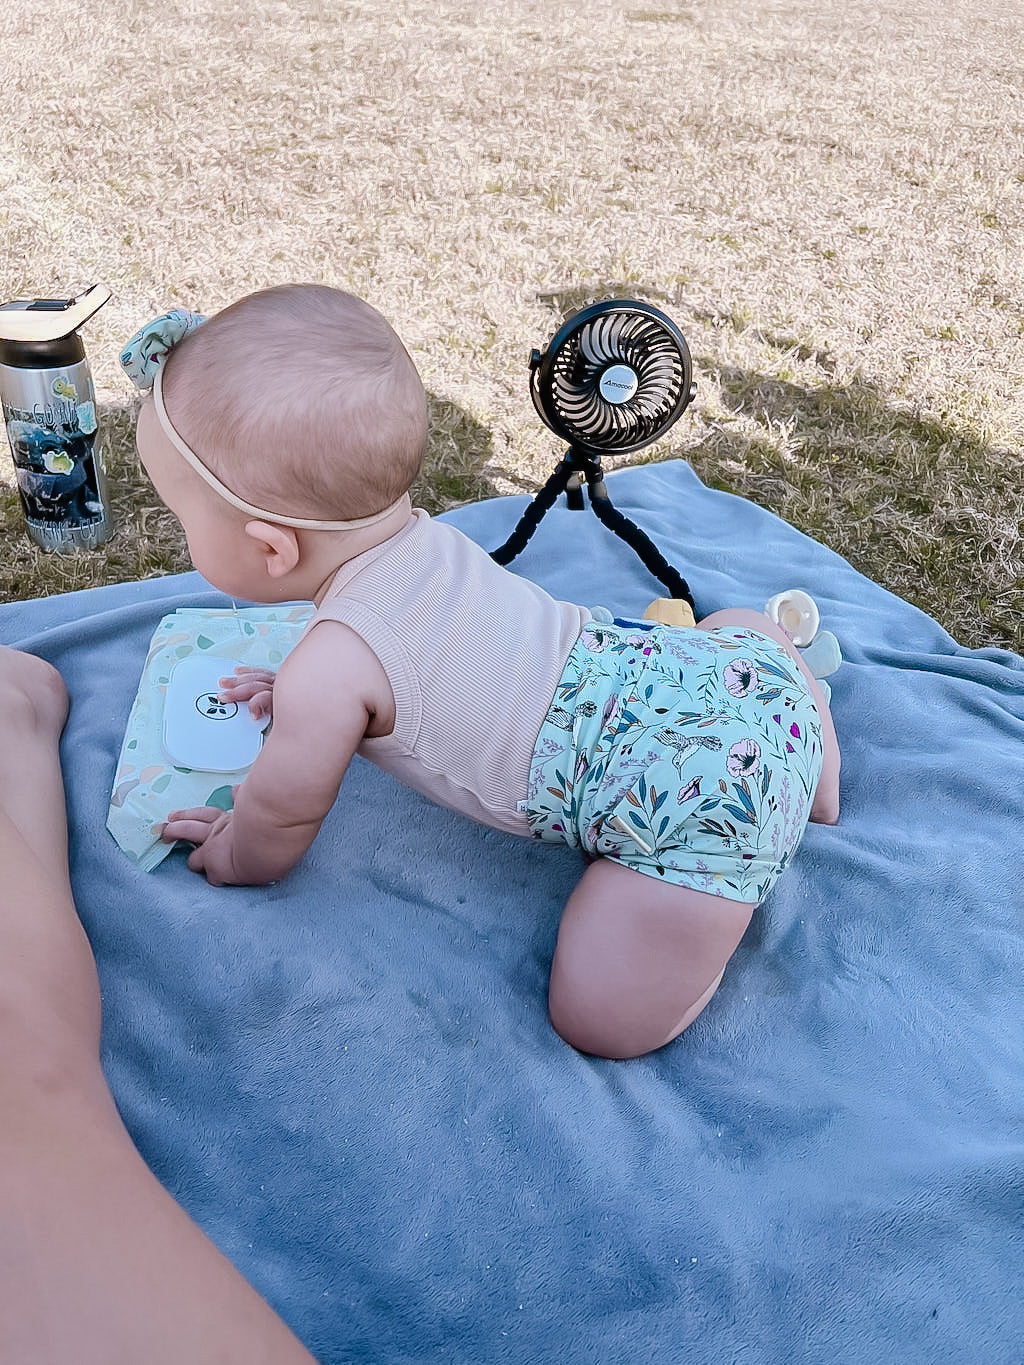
[309,510,591,835]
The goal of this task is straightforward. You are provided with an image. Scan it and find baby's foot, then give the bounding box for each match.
[0,646,69,743]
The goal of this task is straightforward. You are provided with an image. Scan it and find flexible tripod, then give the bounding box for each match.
[490,448,697,616]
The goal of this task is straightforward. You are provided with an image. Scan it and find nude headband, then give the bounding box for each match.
[122,308,407,532]
[150,368,406,531]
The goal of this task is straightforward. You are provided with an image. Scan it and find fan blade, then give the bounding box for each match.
[578,324,605,368]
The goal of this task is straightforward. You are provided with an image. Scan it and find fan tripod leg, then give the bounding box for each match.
[489,458,574,567]
[490,450,696,617]
[582,466,696,614]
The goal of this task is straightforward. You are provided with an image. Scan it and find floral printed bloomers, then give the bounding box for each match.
[522,618,824,903]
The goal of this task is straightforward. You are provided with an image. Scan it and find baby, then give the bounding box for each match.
[123,284,840,1060]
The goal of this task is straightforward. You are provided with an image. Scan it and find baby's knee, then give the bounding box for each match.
[0,648,68,733]
[548,981,644,1060]
[549,972,720,1060]
[547,969,709,1061]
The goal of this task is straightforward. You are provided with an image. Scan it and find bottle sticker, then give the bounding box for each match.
[2,369,109,549]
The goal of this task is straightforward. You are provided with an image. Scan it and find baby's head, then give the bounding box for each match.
[149,285,427,526]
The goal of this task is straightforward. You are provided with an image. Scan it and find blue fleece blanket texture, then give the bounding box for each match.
[3,461,1022,1364]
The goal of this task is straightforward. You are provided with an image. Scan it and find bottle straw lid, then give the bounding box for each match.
[0,284,110,344]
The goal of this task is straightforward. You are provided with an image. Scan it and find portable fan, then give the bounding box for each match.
[492,299,699,611]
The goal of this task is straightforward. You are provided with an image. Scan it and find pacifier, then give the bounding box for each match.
[764,589,820,646]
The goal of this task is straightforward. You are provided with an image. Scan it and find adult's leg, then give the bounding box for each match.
[548,857,754,1060]
[0,647,317,1365]
[698,607,841,824]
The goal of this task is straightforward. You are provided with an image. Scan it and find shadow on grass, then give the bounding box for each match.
[684,355,1023,652]
[536,281,683,319]
[0,393,506,603]
[412,393,505,513]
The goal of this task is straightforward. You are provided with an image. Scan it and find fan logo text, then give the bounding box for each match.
[598,365,639,405]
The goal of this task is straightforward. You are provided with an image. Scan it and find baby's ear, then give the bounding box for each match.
[243,520,300,579]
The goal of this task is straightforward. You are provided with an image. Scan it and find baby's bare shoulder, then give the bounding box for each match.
[275,619,395,734]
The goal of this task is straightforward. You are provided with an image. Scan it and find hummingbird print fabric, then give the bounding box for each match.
[523,618,824,903]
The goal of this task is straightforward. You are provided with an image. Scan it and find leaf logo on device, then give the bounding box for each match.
[163,656,269,772]
[195,692,238,720]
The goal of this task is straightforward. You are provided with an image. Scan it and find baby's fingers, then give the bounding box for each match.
[218,674,274,699]
[158,807,224,844]
[218,669,275,718]
[219,666,276,688]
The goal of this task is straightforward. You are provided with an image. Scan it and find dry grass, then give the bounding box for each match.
[1,0,1021,648]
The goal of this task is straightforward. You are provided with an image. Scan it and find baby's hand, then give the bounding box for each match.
[217,665,276,721]
[159,804,244,885]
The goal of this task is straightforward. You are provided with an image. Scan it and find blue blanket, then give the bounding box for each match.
[3,460,1022,1364]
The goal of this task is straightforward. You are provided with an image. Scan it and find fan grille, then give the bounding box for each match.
[533,302,693,455]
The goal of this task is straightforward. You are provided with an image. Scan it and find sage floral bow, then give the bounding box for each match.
[119,309,207,390]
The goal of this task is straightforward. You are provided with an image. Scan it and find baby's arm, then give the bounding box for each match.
[161,624,393,885]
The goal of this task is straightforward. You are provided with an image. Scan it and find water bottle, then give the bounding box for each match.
[0,284,113,552]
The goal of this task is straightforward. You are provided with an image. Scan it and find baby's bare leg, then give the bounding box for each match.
[698,607,841,824]
[0,646,71,879]
[0,650,99,1050]
[548,858,754,1059]
[0,647,316,1365]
